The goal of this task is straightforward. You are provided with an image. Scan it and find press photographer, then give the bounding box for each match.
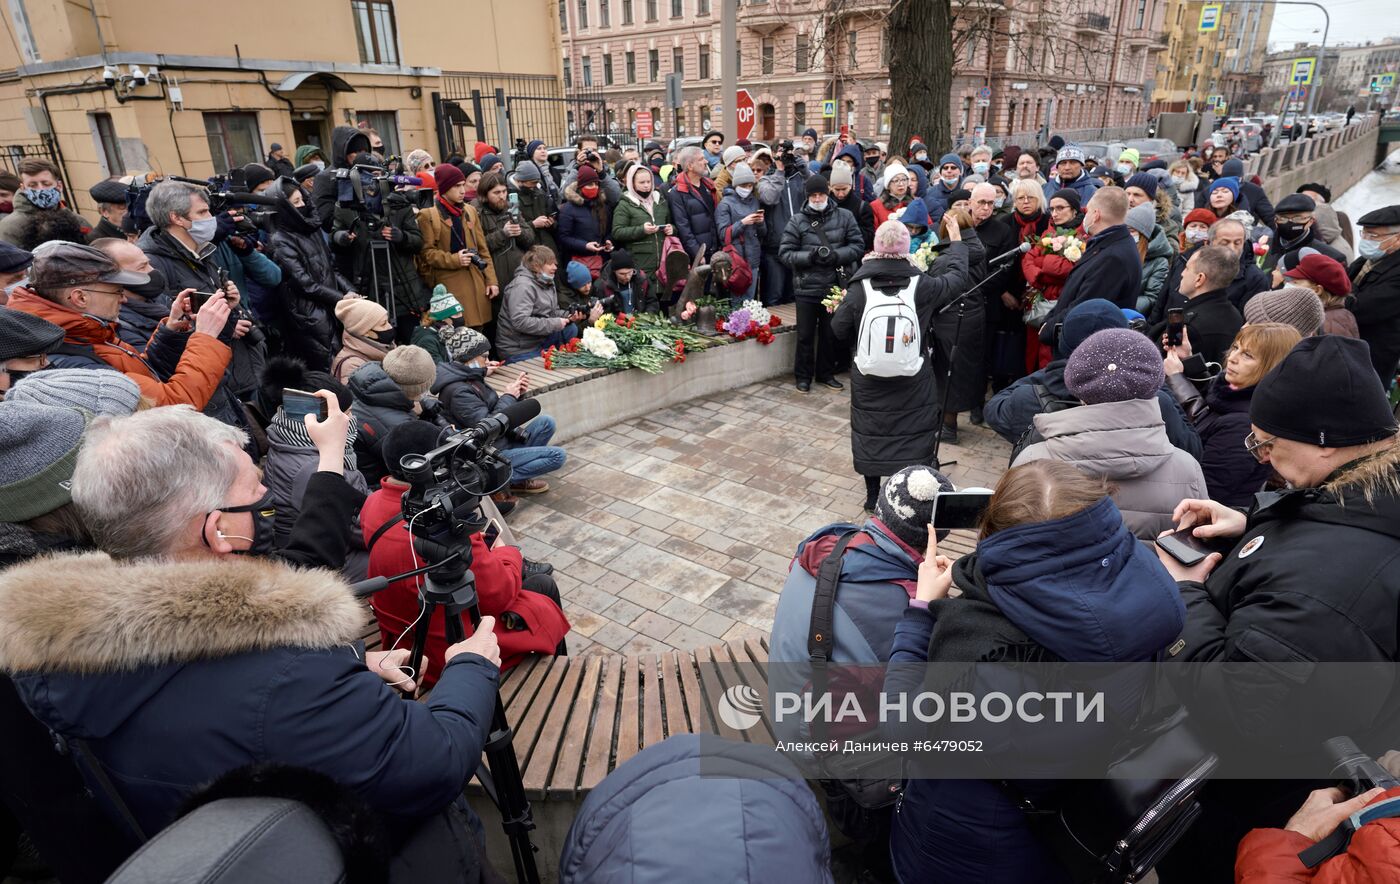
[418,163,499,337]
[329,157,432,342]
[0,403,502,863]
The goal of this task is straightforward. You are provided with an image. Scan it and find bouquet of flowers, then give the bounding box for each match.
[1035,229,1087,263]
[822,285,846,314]
[1022,227,1087,326]
[910,239,939,272]
[544,313,716,373]
[717,300,781,345]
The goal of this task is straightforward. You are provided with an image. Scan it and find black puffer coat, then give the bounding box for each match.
[1351,249,1400,386]
[779,203,865,303]
[348,362,421,485]
[929,228,987,414]
[1165,372,1268,507]
[831,247,970,475]
[312,126,372,235]
[331,189,431,319]
[268,195,353,372]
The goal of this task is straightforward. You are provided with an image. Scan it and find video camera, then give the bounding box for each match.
[333,163,422,217]
[1324,736,1400,797]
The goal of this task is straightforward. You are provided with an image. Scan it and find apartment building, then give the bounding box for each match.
[1150,0,1274,115]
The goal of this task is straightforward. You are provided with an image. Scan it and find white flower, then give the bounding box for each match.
[581,326,619,359]
[1063,245,1083,262]
[741,299,771,326]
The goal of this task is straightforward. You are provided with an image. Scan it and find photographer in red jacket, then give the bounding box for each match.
[361,421,569,689]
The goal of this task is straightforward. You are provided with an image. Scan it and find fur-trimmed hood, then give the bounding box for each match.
[562,179,591,206]
[0,552,365,674]
[1324,439,1400,510]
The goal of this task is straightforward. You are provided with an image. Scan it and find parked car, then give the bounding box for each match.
[1123,138,1181,164]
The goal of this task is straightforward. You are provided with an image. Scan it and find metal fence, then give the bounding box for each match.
[0,142,59,176]
[436,73,606,158]
[954,125,1152,151]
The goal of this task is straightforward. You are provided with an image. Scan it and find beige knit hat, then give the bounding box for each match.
[1242,286,1325,337]
[381,345,436,399]
[335,298,391,337]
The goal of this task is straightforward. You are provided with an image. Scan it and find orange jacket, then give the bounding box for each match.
[7,288,231,409]
[1236,787,1400,883]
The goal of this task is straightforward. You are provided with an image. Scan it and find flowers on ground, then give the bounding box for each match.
[719,305,780,345]
[545,312,717,374]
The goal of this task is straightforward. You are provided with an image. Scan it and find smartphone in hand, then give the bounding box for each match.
[283,388,329,422]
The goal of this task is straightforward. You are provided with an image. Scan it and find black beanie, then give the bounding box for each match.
[804,174,830,197]
[1250,336,1398,447]
[610,248,635,271]
[242,163,275,193]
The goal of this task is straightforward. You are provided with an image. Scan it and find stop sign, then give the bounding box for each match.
[735,89,756,141]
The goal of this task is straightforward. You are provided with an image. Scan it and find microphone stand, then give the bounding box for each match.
[931,249,1022,468]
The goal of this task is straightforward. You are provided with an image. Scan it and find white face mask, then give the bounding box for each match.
[994,196,1006,209]
[808,198,829,212]
[1185,228,1210,243]
[736,185,753,198]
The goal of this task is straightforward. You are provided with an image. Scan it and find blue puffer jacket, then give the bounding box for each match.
[884,496,1185,884]
[558,734,834,883]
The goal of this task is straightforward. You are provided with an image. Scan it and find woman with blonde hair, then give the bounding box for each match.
[1167,158,1199,212]
[1165,322,1302,506]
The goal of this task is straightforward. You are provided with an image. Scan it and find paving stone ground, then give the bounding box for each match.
[512,376,1014,657]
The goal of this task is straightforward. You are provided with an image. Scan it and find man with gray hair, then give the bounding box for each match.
[0,401,504,852]
[666,145,719,260]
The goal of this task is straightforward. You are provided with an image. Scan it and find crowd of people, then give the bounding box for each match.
[0,114,1399,884]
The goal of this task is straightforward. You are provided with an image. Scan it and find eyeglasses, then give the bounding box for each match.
[1243,430,1278,463]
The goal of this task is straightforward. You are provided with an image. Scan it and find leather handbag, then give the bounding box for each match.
[721,228,754,295]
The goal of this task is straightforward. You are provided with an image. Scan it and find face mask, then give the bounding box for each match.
[1276,221,1308,242]
[1185,228,1210,243]
[866,156,880,168]
[1116,163,1133,176]
[125,267,167,300]
[1359,239,1388,261]
[188,217,218,245]
[941,173,959,184]
[26,187,61,210]
[537,272,555,284]
[311,160,326,171]
[0,201,12,214]
[972,162,990,175]
[915,152,929,162]
[808,198,829,212]
[994,197,1006,209]
[736,185,753,198]
[580,184,600,199]
[206,490,277,557]
[373,328,397,344]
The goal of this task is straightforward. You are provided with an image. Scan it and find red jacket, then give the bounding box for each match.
[7,288,230,408]
[1020,226,1085,305]
[1236,787,1400,883]
[360,482,570,687]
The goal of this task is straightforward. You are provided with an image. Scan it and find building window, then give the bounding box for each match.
[357,111,400,156]
[582,56,593,85]
[848,30,857,66]
[966,36,977,65]
[204,112,262,173]
[623,0,633,23]
[91,112,125,176]
[697,0,709,13]
[564,57,572,87]
[1213,51,1221,66]
[673,46,684,76]
[600,0,610,26]
[577,0,589,28]
[649,48,659,81]
[700,105,711,129]
[878,99,891,134]
[1135,0,1146,28]
[762,38,774,74]
[652,106,663,134]
[559,0,568,31]
[1190,72,1198,92]
[625,52,636,83]
[735,42,742,75]
[352,0,398,64]
[794,100,806,128]
[646,0,657,20]
[1195,46,1203,63]
[699,46,710,79]
[671,0,682,16]
[604,53,614,84]
[796,34,810,72]
[880,28,889,66]
[1007,99,1016,133]
[846,99,854,126]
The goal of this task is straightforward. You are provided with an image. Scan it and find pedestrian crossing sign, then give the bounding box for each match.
[1290,57,1316,85]
[822,99,836,118]
[1198,4,1221,32]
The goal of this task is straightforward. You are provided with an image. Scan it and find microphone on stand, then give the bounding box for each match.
[988,241,1033,266]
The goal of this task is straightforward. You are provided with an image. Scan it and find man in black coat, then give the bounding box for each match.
[264,142,296,179]
[1155,244,1243,367]
[1039,186,1141,342]
[665,146,718,260]
[1152,219,1270,322]
[1261,192,1347,272]
[1349,205,1400,387]
[829,164,874,253]
[313,126,372,241]
[970,183,1022,405]
[756,152,810,305]
[779,175,864,392]
[1156,336,1400,877]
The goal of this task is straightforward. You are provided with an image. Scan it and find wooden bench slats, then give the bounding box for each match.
[614,655,642,768]
[524,657,589,798]
[640,654,665,750]
[675,647,714,736]
[692,645,746,742]
[580,655,622,791]
[509,653,574,775]
[549,654,604,798]
[658,651,690,738]
[719,642,776,747]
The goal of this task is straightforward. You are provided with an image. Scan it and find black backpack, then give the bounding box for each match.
[1008,384,1080,465]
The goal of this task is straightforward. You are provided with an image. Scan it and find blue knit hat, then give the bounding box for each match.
[938,153,963,172]
[1059,298,1128,358]
[1210,177,1240,202]
[525,139,545,158]
[1125,172,1159,199]
[479,153,503,172]
[566,260,593,291]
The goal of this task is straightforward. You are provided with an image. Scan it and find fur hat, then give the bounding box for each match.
[6,368,141,416]
[380,345,436,400]
[334,298,391,337]
[1242,285,1325,336]
[874,465,956,550]
[0,402,86,521]
[871,219,911,258]
[1065,328,1165,404]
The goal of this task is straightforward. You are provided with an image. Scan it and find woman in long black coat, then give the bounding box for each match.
[832,219,970,510]
[268,180,354,372]
[928,208,986,444]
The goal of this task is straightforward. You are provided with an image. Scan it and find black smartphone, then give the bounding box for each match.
[1166,307,1186,348]
[188,290,220,313]
[1156,527,1216,566]
[1052,321,1064,351]
[932,490,995,531]
[282,388,329,422]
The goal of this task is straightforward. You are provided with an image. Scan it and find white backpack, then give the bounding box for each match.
[854,277,923,377]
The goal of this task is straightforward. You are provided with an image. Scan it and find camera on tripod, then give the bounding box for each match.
[334,163,421,217]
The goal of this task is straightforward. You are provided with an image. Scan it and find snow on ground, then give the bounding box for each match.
[1335,147,1400,218]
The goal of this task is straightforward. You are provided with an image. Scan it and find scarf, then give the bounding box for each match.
[625,165,658,212]
[270,407,360,472]
[437,197,468,253]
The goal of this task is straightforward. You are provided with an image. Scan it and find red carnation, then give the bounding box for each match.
[769,315,781,328]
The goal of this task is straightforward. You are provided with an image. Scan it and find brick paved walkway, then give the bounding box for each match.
[512,376,1014,657]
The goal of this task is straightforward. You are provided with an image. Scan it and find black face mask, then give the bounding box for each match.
[373,328,397,344]
[125,267,167,300]
[865,155,880,168]
[1276,221,1308,243]
[205,490,278,556]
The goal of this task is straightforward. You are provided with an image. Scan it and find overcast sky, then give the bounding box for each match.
[1267,0,1399,51]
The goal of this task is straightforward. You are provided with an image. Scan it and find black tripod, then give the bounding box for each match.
[930,265,1010,468]
[406,523,540,884]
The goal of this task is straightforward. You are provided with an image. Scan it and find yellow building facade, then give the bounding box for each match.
[1150,0,1273,116]
[0,0,564,216]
